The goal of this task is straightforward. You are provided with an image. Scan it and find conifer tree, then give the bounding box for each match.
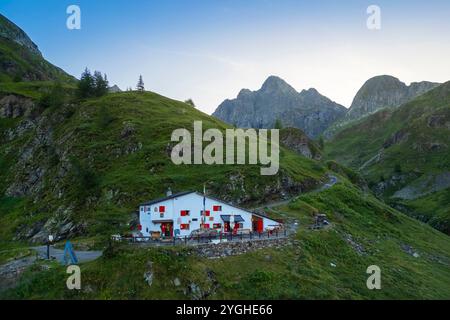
[94,71,109,97]
[77,68,95,98]
[184,99,196,108]
[136,75,145,92]
[274,118,283,130]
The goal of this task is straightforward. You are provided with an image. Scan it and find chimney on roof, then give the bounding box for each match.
[166,187,173,197]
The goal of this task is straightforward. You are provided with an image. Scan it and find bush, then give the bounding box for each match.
[39,82,65,109]
[97,106,115,129]
[71,158,100,202]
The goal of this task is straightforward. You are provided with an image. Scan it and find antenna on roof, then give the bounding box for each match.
[166,187,172,197]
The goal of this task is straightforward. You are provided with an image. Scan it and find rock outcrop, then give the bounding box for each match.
[0,95,35,119]
[213,76,347,139]
[279,127,321,160]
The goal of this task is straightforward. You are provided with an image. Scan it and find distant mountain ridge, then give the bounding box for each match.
[345,75,440,121]
[326,81,450,234]
[213,76,347,139]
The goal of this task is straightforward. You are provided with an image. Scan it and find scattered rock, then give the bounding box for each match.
[186,283,203,300]
[401,244,420,258]
[143,261,154,287]
[173,278,181,287]
[343,233,366,255]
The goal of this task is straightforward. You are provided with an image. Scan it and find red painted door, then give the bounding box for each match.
[257,220,263,233]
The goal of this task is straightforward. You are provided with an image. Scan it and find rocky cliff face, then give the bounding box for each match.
[213,76,347,139]
[0,14,41,56]
[345,75,440,121]
[279,128,321,160]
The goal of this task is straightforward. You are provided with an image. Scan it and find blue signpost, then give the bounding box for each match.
[62,240,78,265]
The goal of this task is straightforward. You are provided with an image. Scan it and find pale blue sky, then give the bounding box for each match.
[1,0,450,113]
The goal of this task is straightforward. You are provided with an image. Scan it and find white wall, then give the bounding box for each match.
[139,193,281,238]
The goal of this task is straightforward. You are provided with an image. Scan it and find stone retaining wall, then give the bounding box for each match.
[194,237,293,259]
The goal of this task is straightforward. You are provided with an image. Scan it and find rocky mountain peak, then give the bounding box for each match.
[260,76,297,95]
[0,13,41,56]
[237,88,253,99]
[213,76,347,139]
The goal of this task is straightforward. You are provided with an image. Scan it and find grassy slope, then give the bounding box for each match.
[2,180,449,300]
[0,37,75,83]
[325,82,450,232]
[0,87,326,245]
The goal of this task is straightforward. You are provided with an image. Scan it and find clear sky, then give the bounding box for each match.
[1,0,450,113]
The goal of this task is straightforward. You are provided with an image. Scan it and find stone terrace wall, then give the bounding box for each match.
[193,238,296,259]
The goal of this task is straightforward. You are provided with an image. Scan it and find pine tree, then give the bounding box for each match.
[184,99,196,108]
[77,68,95,98]
[274,118,283,130]
[136,75,145,92]
[93,71,109,97]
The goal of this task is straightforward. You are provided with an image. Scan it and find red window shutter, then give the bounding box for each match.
[159,206,165,213]
[204,224,210,229]
[138,224,142,231]
[206,210,211,216]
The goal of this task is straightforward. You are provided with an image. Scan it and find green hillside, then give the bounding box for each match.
[325,82,450,233]
[0,37,75,84]
[0,13,75,84]
[2,180,450,299]
[0,86,326,246]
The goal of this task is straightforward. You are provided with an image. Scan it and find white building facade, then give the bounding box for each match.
[139,191,282,238]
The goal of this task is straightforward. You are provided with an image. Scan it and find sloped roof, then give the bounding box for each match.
[140,191,196,206]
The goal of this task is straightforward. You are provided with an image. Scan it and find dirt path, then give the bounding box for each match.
[252,174,339,211]
[32,246,102,264]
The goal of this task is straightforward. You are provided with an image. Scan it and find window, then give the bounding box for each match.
[159,206,165,213]
[209,217,214,221]
[180,224,190,230]
[213,206,222,212]
[213,223,222,229]
[140,207,144,212]
[180,210,190,216]
[202,224,210,229]
[154,207,158,212]
[201,210,211,216]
